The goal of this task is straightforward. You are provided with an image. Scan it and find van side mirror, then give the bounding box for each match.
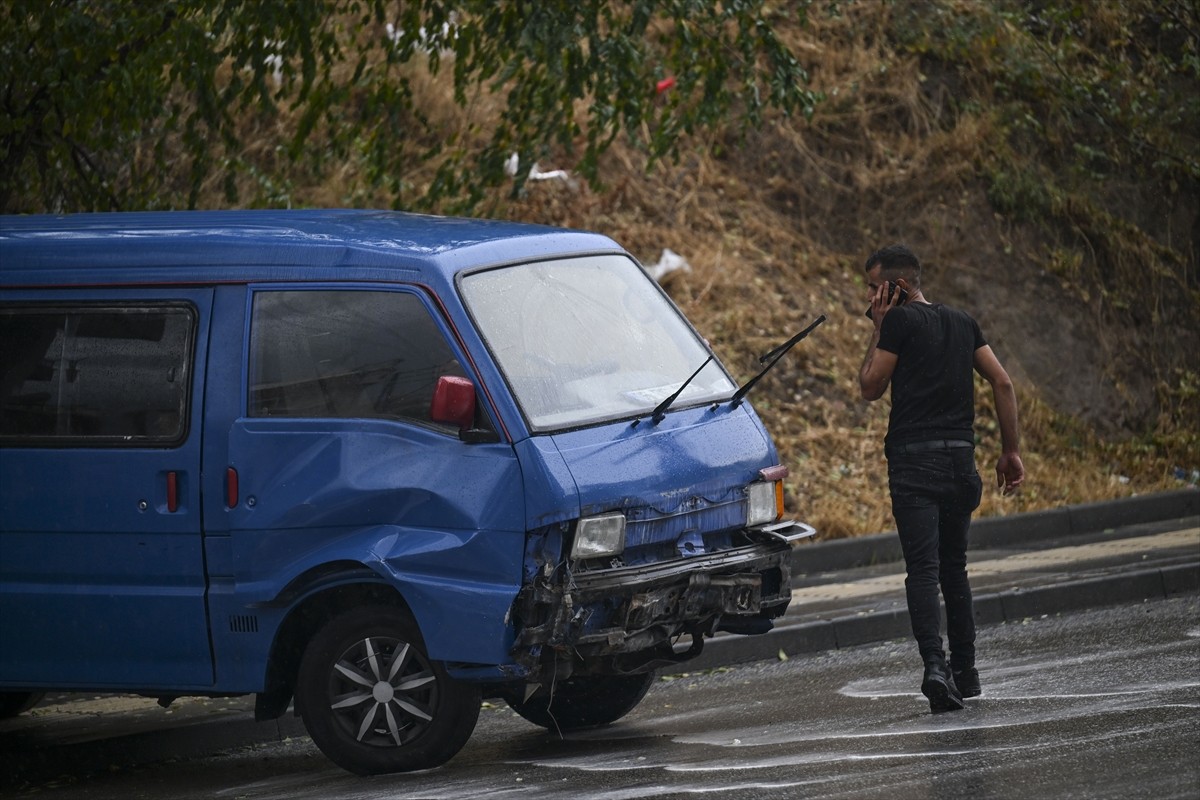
[430,375,477,432]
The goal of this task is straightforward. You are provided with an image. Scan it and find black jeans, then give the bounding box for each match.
[886,442,983,670]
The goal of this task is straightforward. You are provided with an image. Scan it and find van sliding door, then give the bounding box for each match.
[0,289,215,689]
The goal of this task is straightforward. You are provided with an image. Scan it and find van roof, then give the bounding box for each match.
[0,209,623,286]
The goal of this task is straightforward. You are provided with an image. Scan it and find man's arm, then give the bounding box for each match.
[973,344,1025,495]
[859,280,904,401]
[859,326,897,401]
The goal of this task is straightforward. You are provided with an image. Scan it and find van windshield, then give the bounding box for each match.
[461,255,735,431]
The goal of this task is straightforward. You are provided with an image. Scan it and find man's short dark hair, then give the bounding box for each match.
[865,244,921,286]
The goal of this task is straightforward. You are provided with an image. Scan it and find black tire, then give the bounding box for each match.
[295,606,481,775]
[0,691,44,720]
[504,672,655,731]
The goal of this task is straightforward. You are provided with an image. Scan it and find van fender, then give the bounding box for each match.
[252,520,522,719]
[255,525,523,668]
[254,561,387,610]
[253,561,396,721]
[358,527,524,665]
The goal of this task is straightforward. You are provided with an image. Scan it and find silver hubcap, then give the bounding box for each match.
[329,635,438,747]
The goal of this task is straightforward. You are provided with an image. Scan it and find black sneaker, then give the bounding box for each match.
[922,661,965,713]
[953,667,981,698]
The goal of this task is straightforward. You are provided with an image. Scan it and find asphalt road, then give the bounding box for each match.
[2,488,1197,797]
[6,597,1199,799]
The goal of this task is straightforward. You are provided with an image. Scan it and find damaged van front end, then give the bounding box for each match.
[511,491,814,683]
[459,254,816,691]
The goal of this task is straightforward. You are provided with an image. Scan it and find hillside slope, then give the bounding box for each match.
[493,2,1199,536]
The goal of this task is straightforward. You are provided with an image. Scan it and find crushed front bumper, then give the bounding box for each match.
[511,521,815,677]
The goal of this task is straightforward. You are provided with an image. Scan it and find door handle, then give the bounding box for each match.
[226,467,239,509]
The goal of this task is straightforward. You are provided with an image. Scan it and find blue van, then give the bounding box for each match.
[0,210,814,774]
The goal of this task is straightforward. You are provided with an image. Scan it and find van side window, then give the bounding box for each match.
[249,290,466,427]
[0,305,195,445]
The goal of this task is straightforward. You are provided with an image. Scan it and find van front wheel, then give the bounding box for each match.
[503,672,655,731]
[295,606,481,775]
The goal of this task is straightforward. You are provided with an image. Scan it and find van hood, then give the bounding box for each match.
[547,404,777,557]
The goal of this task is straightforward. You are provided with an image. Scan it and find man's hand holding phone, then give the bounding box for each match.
[865,280,909,320]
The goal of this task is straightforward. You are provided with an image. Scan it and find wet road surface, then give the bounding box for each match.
[9,595,1198,799]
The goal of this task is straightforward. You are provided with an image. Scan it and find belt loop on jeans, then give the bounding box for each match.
[886,439,974,456]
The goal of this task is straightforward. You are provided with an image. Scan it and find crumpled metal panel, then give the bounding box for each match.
[548,404,773,559]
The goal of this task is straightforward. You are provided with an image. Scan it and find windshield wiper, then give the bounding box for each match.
[634,355,714,427]
[634,313,825,427]
[721,314,827,409]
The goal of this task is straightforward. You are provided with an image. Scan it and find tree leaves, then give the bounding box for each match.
[0,0,822,213]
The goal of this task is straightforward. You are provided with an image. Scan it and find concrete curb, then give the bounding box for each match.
[789,487,1199,574]
[687,560,1200,672]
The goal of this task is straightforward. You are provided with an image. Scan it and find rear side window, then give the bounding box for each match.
[0,304,196,446]
[249,290,465,427]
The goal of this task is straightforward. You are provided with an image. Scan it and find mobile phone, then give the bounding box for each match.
[864,281,909,318]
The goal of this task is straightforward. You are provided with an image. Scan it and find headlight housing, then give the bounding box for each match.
[746,480,784,527]
[571,512,627,559]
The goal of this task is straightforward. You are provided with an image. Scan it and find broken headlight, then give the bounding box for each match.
[571,511,627,559]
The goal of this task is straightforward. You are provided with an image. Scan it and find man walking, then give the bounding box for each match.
[858,244,1025,713]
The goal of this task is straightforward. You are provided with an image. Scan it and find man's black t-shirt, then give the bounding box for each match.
[876,302,986,447]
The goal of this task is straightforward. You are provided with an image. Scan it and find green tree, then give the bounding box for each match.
[0,0,821,213]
